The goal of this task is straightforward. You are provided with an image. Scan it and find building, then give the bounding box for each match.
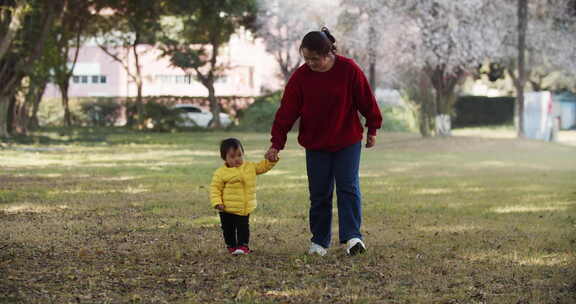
[44,31,281,100]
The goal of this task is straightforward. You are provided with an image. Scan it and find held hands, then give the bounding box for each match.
[366,135,376,148]
[215,204,225,211]
[264,137,373,157]
[265,147,279,162]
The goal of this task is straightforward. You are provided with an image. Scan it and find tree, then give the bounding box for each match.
[9,40,53,134]
[515,0,528,138]
[398,68,436,137]
[490,0,575,137]
[93,0,163,129]
[52,0,95,127]
[339,0,385,90]
[0,0,64,138]
[357,1,508,137]
[0,0,27,61]
[255,0,339,84]
[161,0,257,128]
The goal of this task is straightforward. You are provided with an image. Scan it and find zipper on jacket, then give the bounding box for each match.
[242,166,248,215]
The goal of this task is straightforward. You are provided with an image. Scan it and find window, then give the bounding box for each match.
[71,74,107,85]
[154,74,193,84]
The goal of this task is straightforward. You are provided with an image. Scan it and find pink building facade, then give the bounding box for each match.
[44,31,281,99]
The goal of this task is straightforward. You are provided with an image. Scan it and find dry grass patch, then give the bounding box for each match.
[1,130,575,303]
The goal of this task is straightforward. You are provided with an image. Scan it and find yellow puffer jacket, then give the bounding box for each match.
[210,159,277,216]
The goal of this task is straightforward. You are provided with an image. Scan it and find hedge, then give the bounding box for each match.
[453,96,515,127]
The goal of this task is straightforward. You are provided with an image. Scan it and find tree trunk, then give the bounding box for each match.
[0,95,11,138]
[27,80,47,130]
[59,28,82,128]
[434,88,457,137]
[207,40,222,128]
[136,80,144,129]
[13,92,28,135]
[0,2,63,137]
[98,42,145,129]
[207,84,222,128]
[0,0,26,61]
[405,70,435,137]
[59,82,72,127]
[278,49,293,84]
[368,24,377,91]
[129,30,146,129]
[419,102,431,137]
[516,0,528,138]
[426,65,461,137]
[435,114,452,137]
[7,95,16,135]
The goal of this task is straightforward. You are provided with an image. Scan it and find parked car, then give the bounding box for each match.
[171,104,232,128]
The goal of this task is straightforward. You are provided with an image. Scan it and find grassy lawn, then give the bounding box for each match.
[1,128,575,303]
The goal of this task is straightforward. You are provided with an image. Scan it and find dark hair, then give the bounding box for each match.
[220,138,244,160]
[299,26,337,56]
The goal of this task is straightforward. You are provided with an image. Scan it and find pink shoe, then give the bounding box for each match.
[227,247,237,254]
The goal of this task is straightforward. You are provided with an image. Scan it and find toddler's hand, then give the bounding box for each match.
[215,204,224,211]
[265,147,279,162]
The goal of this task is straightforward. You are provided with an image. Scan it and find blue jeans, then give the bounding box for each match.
[306,141,362,248]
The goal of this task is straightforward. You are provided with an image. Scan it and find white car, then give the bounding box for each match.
[172,104,232,128]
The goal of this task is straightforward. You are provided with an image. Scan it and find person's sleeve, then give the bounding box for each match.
[209,171,224,208]
[254,159,278,175]
[270,73,303,150]
[352,64,382,136]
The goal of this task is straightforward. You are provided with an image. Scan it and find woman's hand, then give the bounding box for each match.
[215,204,225,211]
[366,135,376,148]
[265,147,279,162]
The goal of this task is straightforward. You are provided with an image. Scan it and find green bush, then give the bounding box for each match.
[453,96,515,127]
[81,98,122,127]
[234,91,282,132]
[38,98,86,126]
[380,105,416,132]
[234,91,415,133]
[125,100,183,132]
[39,98,123,127]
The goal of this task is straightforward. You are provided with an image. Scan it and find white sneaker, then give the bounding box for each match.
[308,243,327,256]
[346,238,366,256]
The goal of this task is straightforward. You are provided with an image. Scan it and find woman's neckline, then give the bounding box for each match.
[311,54,338,73]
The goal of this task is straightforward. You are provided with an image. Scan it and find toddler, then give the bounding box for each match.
[210,138,277,254]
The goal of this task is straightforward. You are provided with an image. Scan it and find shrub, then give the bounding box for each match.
[380,106,416,132]
[235,91,416,133]
[453,96,515,127]
[234,91,282,132]
[125,100,182,132]
[80,98,122,127]
[39,98,123,127]
[38,98,85,126]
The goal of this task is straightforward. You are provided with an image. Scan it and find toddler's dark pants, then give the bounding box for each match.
[219,212,250,248]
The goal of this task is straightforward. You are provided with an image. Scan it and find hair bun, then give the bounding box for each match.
[321,26,336,44]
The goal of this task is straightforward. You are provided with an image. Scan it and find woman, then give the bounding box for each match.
[265,27,382,256]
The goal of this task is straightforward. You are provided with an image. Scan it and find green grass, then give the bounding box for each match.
[1,128,575,303]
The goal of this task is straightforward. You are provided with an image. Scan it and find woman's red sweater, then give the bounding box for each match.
[270,55,382,152]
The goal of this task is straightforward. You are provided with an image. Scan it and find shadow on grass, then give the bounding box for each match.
[0,126,226,146]
[1,127,129,145]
